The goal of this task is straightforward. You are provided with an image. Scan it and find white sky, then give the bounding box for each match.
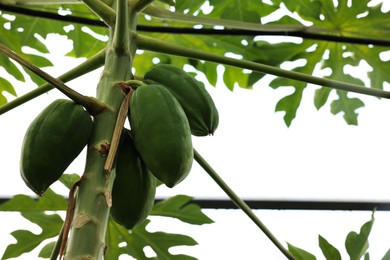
[1,1,390,258]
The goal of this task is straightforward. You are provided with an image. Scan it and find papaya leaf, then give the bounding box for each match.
[105,219,197,260]
[1,191,209,259]
[287,243,316,260]
[1,212,63,260]
[257,0,390,125]
[0,189,67,259]
[150,195,213,225]
[345,211,375,260]
[0,189,67,212]
[318,235,341,260]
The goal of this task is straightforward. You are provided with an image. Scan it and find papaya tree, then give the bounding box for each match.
[0,0,390,259]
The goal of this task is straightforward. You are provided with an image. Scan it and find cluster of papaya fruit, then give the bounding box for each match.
[112,64,219,228]
[19,64,219,230]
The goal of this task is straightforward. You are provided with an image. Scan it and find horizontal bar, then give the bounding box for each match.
[1,197,388,211]
[168,199,390,211]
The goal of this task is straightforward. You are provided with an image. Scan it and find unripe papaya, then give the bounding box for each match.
[110,129,156,229]
[20,99,93,195]
[129,84,193,188]
[144,64,219,136]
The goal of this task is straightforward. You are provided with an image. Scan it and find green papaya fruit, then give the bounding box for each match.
[110,129,156,229]
[144,64,219,136]
[129,84,193,188]
[20,99,93,195]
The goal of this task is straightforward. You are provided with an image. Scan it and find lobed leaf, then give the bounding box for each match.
[2,212,63,259]
[105,218,198,259]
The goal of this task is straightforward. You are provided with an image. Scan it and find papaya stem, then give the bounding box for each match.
[0,43,107,115]
[111,0,129,54]
[0,49,106,115]
[193,149,295,260]
[65,0,135,257]
[134,33,390,99]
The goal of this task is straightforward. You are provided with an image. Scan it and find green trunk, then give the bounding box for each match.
[65,0,137,258]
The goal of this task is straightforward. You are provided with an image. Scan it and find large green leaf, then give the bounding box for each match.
[264,0,390,125]
[0,189,67,259]
[1,212,63,260]
[1,189,211,259]
[105,194,213,259]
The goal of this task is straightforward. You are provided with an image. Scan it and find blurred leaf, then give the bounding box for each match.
[150,195,214,225]
[318,235,341,260]
[175,0,207,14]
[345,211,375,260]
[288,243,316,260]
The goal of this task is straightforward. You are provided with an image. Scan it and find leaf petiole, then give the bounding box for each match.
[0,44,107,116]
[193,149,295,260]
[135,33,390,99]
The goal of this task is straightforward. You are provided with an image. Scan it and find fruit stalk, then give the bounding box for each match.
[64,0,136,258]
[0,49,106,115]
[0,43,107,116]
[193,149,295,260]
